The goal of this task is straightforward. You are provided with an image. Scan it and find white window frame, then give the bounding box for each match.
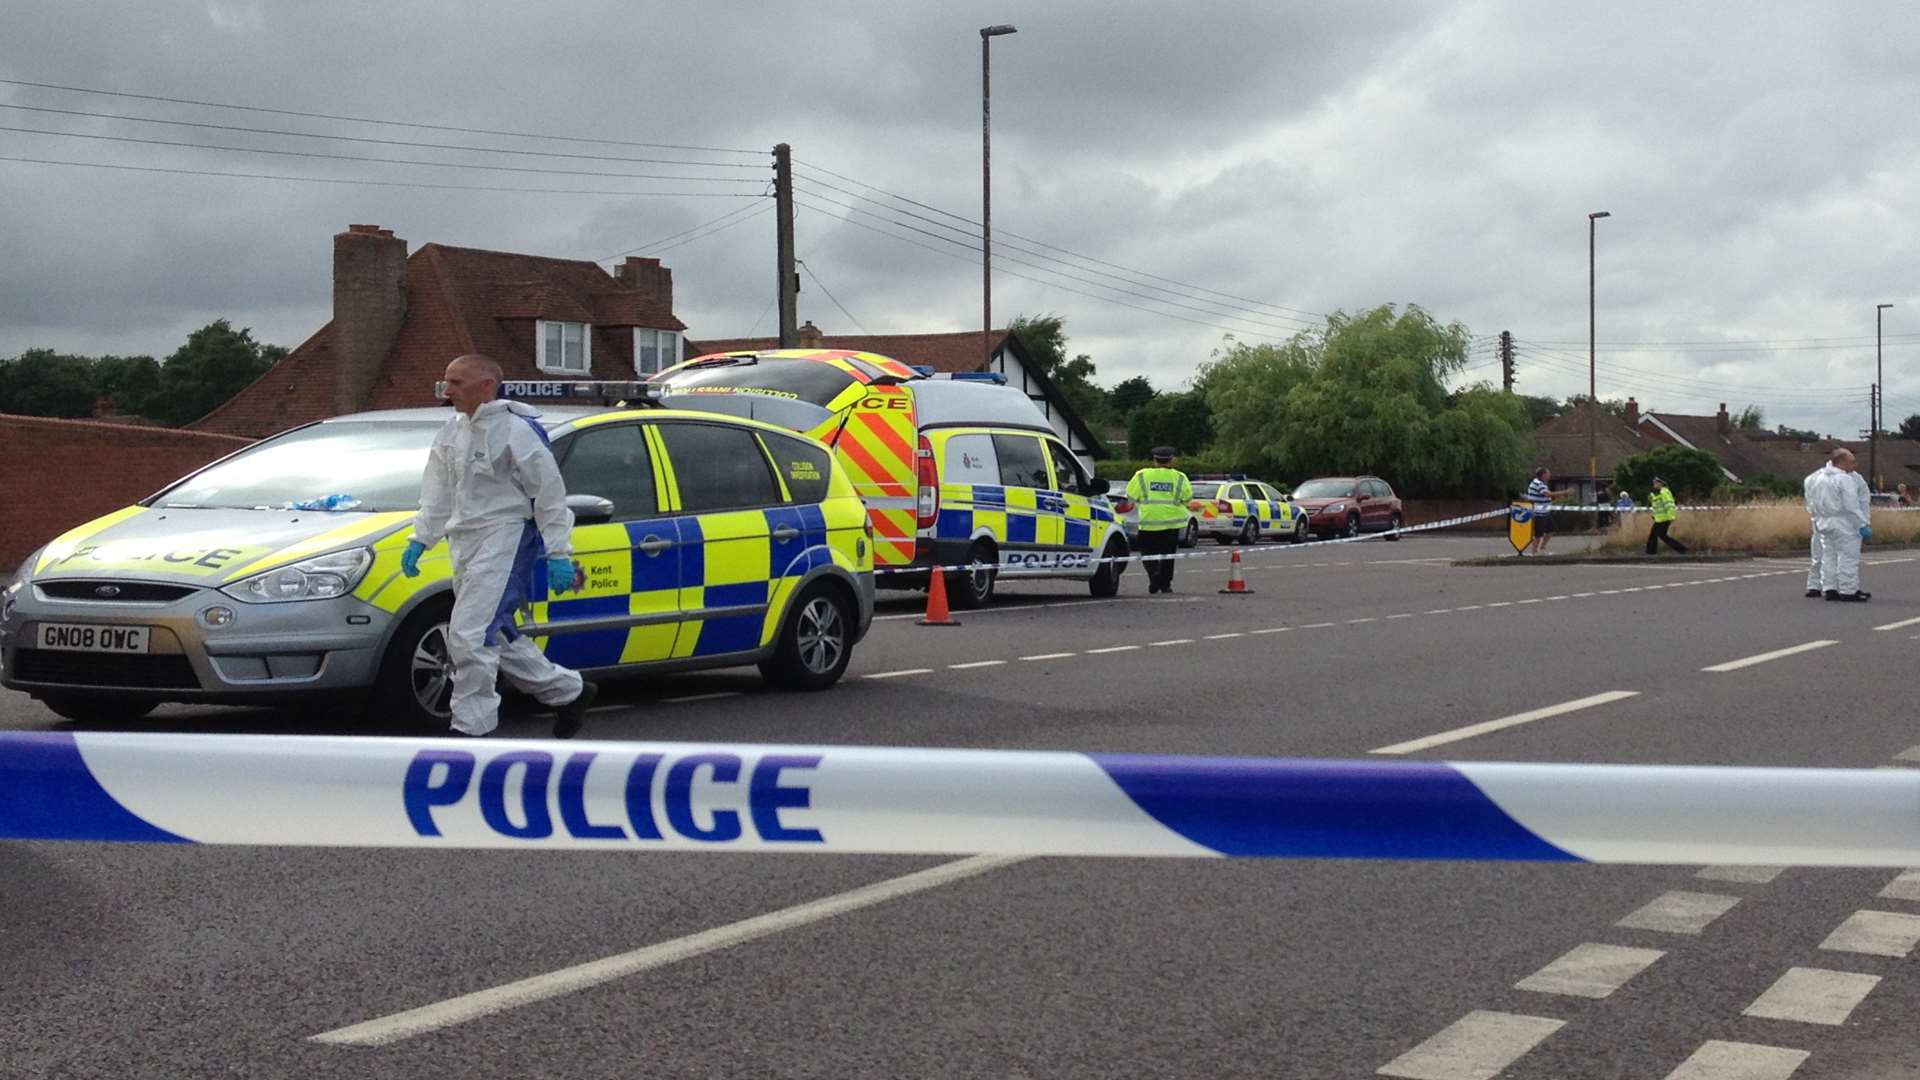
[536,320,592,374]
[632,327,682,376]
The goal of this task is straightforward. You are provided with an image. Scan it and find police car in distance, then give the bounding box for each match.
[1113,475,1305,546]
[0,381,875,728]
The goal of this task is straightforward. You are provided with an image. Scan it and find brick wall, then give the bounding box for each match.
[0,415,254,569]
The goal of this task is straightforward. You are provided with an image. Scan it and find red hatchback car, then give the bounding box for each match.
[1292,476,1404,539]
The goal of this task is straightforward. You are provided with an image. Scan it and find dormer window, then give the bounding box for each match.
[634,328,682,375]
[537,320,591,374]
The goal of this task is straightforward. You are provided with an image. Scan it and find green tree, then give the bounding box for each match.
[1561,394,1630,418]
[1899,414,1920,440]
[1008,312,1112,430]
[1519,394,1563,428]
[1775,422,1821,440]
[91,354,162,417]
[148,320,285,426]
[1612,444,1725,501]
[1108,375,1156,416]
[0,349,100,417]
[1126,390,1213,458]
[1733,404,1766,432]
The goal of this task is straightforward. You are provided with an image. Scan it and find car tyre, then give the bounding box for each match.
[1343,514,1361,539]
[1240,518,1260,545]
[370,595,456,731]
[947,541,997,609]
[1384,512,1404,541]
[38,694,157,726]
[760,581,855,691]
[1088,539,1127,598]
[1181,521,1198,549]
[1292,519,1309,544]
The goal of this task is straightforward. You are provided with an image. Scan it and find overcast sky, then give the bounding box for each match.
[3,1,1918,436]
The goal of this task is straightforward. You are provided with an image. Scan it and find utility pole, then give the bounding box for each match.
[1869,383,1880,487]
[981,25,1017,366]
[1587,211,1611,494]
[1499,330,1515,393]
[1875,303,1894,492]
[773,143,797,347]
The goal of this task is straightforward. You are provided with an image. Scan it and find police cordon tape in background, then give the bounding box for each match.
[6,730,1920,865]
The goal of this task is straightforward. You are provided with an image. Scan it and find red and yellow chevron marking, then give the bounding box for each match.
[821,384,920,568]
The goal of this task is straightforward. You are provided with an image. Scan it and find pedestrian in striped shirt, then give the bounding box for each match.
[1524,467,1572,557]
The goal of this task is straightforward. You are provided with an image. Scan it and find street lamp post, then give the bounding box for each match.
[981,24,1017,367]
[1875,302,1894,492]
[1588,210,1611,499]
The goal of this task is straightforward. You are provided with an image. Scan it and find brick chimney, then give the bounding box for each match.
[615,256,673,313]
[333,224,408,415]
[796,320,825,347]
[1716,402,1730,435]
[1624,396,1639,426]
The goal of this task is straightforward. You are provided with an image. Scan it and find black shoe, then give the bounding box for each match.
[1825,590,1841,601]
[1806,589,1822,598]
[1838,591,1871,602]
[553,681,598,739]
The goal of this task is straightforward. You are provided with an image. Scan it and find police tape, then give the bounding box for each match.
[873,507,1514,577]
[5,731,1918,864]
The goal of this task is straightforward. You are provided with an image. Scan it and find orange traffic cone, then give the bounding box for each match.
[1219,548,1255,595]
[918,566,962,626]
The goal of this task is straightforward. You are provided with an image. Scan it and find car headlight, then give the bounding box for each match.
[222,548,373,604]
[1325,503,1346,515]
[3,548,39,620]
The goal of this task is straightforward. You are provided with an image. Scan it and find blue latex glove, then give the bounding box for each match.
[546,557,577,595]
[1860,525,1873,541]
[400,540,425,578]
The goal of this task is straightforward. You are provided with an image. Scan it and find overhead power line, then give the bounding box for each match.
[0,103,766,170]
[1525,334,1920,351]
[0,154,764,198]
[0,77,761,156]
[645,200,774,257]
[1515,340,1873,398]
[797,259,868,334]
[598,198,772,263]
[0,123,770,183]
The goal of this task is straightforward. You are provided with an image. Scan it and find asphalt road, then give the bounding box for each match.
[7,532,1920,1079]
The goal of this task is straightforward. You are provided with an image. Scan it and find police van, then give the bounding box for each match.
[1,382,874,728]
[649,349,1131,607]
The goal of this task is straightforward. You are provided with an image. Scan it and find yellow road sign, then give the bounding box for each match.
[1508,503,1535,554]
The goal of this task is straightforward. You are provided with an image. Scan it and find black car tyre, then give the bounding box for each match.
[947,540,997,609]
[1384,512,1404,541]
[1344,514,1361,539]
[760,580,855,691]
[1292,518,1309,544]
[371,595,456,731]
[1240,517,1260,545]
[1181,521,1198,549]
[38,694,157,726]
[1088,539,1127,598]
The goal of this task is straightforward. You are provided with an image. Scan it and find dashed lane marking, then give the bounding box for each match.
[1387,613,1416,619]
[1697,866,1786,884]
[948,660,1007,670]
[658,692,743,705]
[1376,1010,1564,1080]
[1616,891,1741,935]
[1742,967,1880,1026]
[1895,746,1920,763]
[1347,617,1378,624]
[1369,691,1639,756]
[1873,615,1920,631]
[1148,638,1194,647]
[1702,640,1839,673]
[1424,609,1453,615]
[864,668,932,680]
[1300,622,1336,629]
[1085,645,1140,654]
[1250,627,1289,634]
[308,855,1023,1047]
[1514,942,1664,999]
[1817,910,1920,957]
[1019,652,1077,662]
[1203,632,1245,639]
[1662,1041,1810,1080]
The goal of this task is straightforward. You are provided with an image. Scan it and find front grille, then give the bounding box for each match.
[37,580,198,603]
[9,649,199,689]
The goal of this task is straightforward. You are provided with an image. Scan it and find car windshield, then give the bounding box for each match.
[1293,479,1356,499]
[653,358,859,406]
[1190,482,1221,499]
[154,420,444,512]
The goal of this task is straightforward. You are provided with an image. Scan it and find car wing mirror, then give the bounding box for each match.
[1083,477,1111,497]
[566,493,615,524]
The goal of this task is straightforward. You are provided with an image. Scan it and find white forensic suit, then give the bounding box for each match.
[413,399,582,735]
[1803,465,1831,593]
[1805,462,1872,597]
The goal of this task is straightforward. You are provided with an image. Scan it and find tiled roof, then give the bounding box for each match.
[687,331,1004,374]
[192,241,683,438]
[1532,405,1657,479]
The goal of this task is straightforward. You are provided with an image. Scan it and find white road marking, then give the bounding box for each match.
[1878,870,1920,901]
[1149,638,1194,647]
[1818,910,1920,957]
[1874,615,1920,631]
[1514,942,1664,999]
[1250,627,1290,634]
[1742,967,1880,1026]
[1347,617,1378,624]
[659,691,743,705]
[1369,691,1639,756]
[1085,645,1141,654]
[1376,1010,1564,1080]
[309,855,1024,1047]
[1515,598,1542,605]
[947,660,1007,670]
[1203,632,1245,640]
[1424,609,1453,615]
[1454,604,1483,611]
[1663,1041,1809,1080]
[1572,592,1597,598]
[1598,589,1621,595]
[1617,891,1741,935]
[1702,640,1839,673]
[1387,613,1416,620]
[1301,622,1336,629]
[1019,652,1077,661]
[864,668,932,680]
[1697,865,1786,884]
[1484,601,1512,608]
[1896,745,1920,762]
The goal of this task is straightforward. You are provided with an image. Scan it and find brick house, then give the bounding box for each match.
[193,225,686,438]
[689,322,1109,459]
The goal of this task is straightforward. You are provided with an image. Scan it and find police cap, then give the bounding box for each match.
[1151,445,1177,460]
